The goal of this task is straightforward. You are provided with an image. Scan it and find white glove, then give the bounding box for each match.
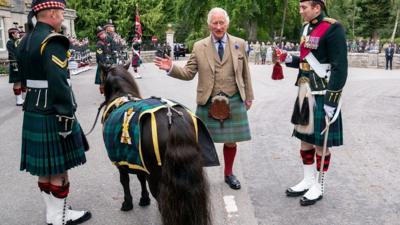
[323,104,336,119]
[284,54,293,64]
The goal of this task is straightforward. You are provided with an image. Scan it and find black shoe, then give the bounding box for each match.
[225,175,241,190]
[66,211,91,225]
[48,211,92,225]
[299,195,323,206]
[285,188,308,197]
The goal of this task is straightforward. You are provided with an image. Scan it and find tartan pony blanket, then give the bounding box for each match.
[102,96,218,174]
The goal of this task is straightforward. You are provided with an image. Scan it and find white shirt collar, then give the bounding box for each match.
[212,33,228,43]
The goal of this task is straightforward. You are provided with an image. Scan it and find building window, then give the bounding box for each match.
[0,17,5,50]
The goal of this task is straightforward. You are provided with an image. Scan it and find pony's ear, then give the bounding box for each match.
[123,61,131,70]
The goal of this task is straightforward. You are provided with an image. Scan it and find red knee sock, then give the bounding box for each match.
[13,88,21,96]
[50,183,70,199]
[316,154,331,172]
[21,86,27,93]
[300,149,315,165]
[38,182,51,194]
[223,144,237,176]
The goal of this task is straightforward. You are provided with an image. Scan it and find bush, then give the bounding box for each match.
[0,63,8,75]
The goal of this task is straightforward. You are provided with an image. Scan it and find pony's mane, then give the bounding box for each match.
[103,66,142,104]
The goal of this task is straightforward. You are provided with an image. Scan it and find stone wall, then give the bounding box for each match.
[348,53,400,69]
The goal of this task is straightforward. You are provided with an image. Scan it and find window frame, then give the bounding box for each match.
[0,17,5,51]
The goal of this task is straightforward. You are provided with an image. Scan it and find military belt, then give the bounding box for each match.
[27,79,71,88]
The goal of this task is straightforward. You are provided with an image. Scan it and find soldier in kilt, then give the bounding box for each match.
[131,35,142,79]
[17,1,91,224]
[155,7,254,190]
[282,0,348,206]
[6,27,25,106]
[95,30,108,94]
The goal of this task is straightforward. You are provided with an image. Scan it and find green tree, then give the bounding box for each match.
[67,0,400,48]
[390,0,400,42]
[355,0,392,40]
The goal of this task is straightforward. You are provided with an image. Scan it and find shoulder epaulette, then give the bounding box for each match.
[40,32,69,55]
[323,17,337,24]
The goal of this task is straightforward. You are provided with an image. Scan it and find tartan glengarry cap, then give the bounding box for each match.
[31,0,66,14]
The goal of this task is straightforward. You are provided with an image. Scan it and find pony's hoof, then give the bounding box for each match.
[139,197,151,207]
[121,201,133,211]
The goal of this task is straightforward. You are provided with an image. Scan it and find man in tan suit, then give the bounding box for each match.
[155,7,254,190]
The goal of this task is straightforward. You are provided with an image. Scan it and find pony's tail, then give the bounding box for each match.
[158,113,211,225]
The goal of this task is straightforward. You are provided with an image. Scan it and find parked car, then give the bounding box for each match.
[174,43,188,57]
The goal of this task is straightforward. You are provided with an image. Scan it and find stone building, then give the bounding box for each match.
[0,0,76,59]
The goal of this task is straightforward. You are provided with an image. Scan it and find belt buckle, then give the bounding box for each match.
[300,63,311,71]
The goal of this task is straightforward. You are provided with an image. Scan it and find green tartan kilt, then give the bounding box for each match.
[20,112,87,176]
[8,66,21,83]
[293,95,343,147]
[196,93,251,143]
[95,65,102,85]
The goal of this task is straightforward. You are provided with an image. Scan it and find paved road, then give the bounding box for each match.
[0,62,399,225]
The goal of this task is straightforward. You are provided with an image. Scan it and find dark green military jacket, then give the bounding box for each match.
[7,38,20,79]
[7,39,18,61]
[286,13,348,107]
[17,22,76,117]
[96,40,107,64]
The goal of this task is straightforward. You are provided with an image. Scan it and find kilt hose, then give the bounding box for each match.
[20,112,87,176]
[293,95,343,147]
[196,93,251,143]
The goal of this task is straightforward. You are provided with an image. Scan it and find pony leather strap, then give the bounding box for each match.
[208,94,230,127]
[102,96,140,124]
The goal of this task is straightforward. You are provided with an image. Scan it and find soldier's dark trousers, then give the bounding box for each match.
[386,57,393,70]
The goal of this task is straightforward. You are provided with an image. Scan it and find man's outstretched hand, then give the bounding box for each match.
[154,55,173,71]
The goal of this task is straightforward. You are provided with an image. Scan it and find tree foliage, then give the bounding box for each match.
[354,0,392,40]
[68,0,400,48]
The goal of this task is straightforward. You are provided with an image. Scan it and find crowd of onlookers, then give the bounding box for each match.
[244,39,399,64]
[245,41,299,64]
[347,39,400,54]
[63,35,400,68]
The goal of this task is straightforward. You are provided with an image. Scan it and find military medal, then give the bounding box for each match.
[304,36,320,49]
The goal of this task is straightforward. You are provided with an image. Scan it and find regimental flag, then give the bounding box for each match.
[134,6,142,40]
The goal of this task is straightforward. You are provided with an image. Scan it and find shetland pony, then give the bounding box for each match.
[99,65,216,225]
